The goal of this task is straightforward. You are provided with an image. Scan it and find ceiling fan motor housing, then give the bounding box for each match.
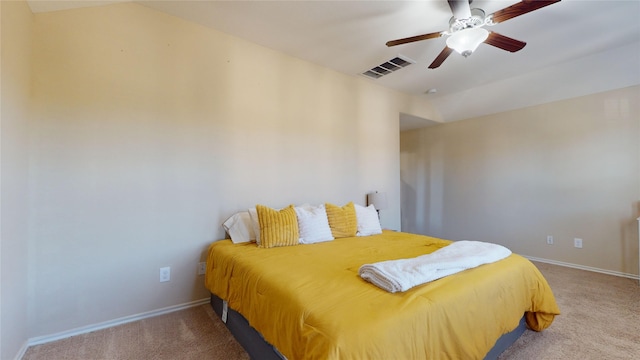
[448,8,486,33]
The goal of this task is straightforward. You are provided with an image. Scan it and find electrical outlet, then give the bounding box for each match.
[160,266,171,282]
[546,235,554,245]
[198,262,206,275]
[574,238,583,249]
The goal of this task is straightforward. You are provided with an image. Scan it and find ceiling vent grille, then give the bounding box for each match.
[361,55,415,79]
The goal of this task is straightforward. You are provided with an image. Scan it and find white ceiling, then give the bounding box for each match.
[27,0,640,128]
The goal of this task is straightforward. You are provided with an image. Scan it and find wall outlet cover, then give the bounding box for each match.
[160,266,171,282]
[574,238,583,249]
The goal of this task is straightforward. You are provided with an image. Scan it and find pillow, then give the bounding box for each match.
[222,211,255,244]
[355,204,383,236]
[325,202,357,238]
[256,204,300,249]
[295,204,334,244]
[250,205,306,246]
[248,207,262,245]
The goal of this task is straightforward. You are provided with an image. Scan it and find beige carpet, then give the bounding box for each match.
[498,262,640,360]
[23,305,248,360]
[23,262,640,360]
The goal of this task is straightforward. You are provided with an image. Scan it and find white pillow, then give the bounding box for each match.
[355,204,383,236]
[295,204,334,244]
[222,211,255,244]
[248,207,261,245]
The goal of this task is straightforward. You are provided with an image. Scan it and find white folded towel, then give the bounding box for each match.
[358,240,512,293]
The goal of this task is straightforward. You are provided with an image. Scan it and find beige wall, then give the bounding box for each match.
[21,2,414,340]
[401,86,640,276]
[1,0,34,358]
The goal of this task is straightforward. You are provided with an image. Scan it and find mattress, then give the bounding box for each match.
[205,231,560,359]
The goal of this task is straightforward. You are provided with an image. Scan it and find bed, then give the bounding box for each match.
[205,230,559,359]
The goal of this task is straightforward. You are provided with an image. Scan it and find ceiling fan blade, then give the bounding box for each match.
[386,31,443,47]
[428,47,454,69]
[484,32,526,52]
[447,0,472,19]
[490,0,561,24]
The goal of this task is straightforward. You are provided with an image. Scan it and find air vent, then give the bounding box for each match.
[361,55,416,80]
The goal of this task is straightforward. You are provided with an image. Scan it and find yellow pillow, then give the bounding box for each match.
[325,202,357,238]
[256,204,299,249]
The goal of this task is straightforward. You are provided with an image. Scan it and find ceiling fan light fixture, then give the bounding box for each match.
[446,27,489,57]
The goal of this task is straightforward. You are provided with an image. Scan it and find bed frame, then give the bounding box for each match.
[210,293,526,360]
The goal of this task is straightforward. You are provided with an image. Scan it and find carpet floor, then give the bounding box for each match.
[23,261,640,360]
[497,262,640,359]
[23,305,248,360]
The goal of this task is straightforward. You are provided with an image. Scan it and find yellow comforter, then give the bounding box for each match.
[205,231,559,359]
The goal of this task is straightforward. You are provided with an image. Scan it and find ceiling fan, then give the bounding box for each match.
[386,0,561,69]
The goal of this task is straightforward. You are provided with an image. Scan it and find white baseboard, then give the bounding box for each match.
[524,256,640,281]
[13,340,29,360]
[26,297,211,348]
